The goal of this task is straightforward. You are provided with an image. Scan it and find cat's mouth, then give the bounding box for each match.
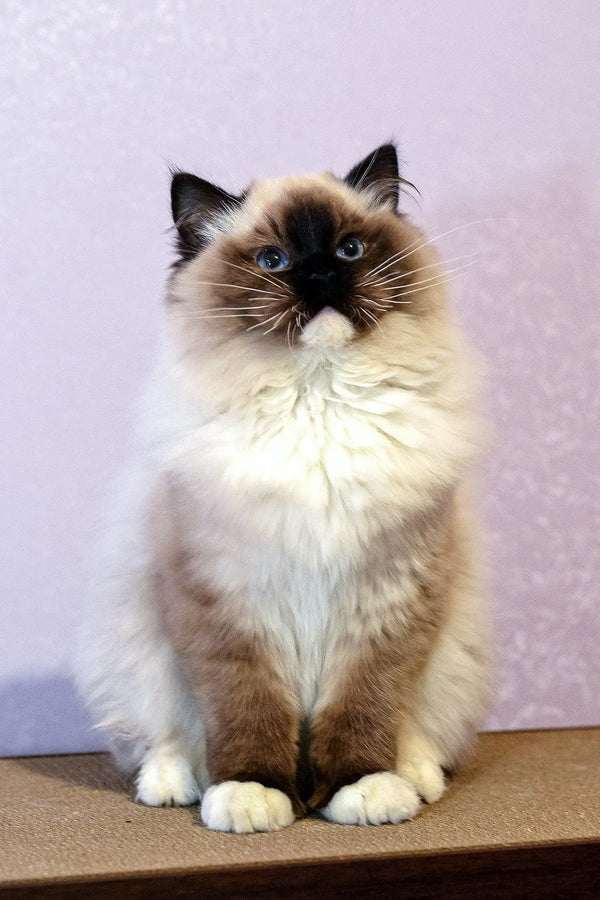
[299,305,354,350]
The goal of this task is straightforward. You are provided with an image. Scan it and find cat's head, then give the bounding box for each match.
[168,145,445,353]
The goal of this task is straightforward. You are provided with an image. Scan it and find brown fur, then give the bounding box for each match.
[76,149,490,831]
[171,178,438,346]
[151,477,461,812]
[308,497,458,807]
[150,477,304,815]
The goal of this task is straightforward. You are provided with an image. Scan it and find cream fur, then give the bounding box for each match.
[321,772,421,826]
[75,172,491,829]
[201,781,294,833]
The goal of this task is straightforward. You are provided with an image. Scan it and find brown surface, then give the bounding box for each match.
[1,728,599,897]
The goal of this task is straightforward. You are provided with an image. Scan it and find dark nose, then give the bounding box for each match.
[309,270,336,298]
[309,270,336,285]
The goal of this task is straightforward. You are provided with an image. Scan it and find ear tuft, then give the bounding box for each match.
[344,144,401,211]
[170,170,242,262]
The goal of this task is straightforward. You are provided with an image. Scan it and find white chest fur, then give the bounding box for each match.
[149,330,472,710]
[173,366,428,564]
[156,365,434,706]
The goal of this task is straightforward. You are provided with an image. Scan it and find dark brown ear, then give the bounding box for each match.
[344,144,400,211]
[170,171,242,261]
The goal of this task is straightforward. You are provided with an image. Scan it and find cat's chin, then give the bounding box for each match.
[298,306,354,352]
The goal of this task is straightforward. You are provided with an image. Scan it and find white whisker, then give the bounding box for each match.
[175,311,267,319]
[363,218,500,281]
[173,314,248,321]
[198,303,272,312]
[381,299,413,305]
[193,281,283,296]
[362,231,432,279]
[214,257,290,291]
[379,261,476,292]
[361,307,383,331]
[263,310,288,335]
[361,253,477,288]
[245,311,283,333]
[356,294,389,312]
[384,271,468,303]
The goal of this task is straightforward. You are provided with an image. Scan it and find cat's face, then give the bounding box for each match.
[168,145,443,351]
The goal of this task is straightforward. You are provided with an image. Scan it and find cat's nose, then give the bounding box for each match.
[309,270,336,285]
[308,270,336,300]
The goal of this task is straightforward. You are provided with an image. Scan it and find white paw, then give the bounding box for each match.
[321,772,421,825]
[136,753,200,807]
[201,781,294,833]
[398,758,445,804]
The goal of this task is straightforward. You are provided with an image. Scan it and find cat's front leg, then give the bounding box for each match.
[308,665,421,826]
[162,593,303,833]
[308,592,442,826]
[160,588,303,832]
[153,479,303,833]
[197,633,304,834]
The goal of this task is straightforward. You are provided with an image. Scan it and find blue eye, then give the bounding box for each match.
[335,236,364,260]
[256,246,289,270]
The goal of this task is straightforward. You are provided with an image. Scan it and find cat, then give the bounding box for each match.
[75,143,492,833]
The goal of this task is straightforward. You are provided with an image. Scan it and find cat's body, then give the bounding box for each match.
[76,146,492,832]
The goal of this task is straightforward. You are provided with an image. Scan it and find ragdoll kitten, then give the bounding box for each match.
[76,144,491,833]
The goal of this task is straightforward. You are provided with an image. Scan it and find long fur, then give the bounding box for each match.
[75,157,492,830]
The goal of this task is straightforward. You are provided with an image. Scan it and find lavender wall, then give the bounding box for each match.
[1,0,598,755]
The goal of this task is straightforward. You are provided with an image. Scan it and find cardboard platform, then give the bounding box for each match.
[1,728,599,898]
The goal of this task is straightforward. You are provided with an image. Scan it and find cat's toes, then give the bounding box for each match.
[321,772,421,826]
[201,781,295,833]
[397,757,445,804]
[136,753,200,807]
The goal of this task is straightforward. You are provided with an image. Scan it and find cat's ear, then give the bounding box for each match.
[344,144,400,211]
[170,171,242,260]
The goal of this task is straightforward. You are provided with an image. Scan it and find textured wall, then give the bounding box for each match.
[1,0,598,754]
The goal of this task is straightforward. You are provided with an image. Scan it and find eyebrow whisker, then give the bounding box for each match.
[363,218,500,280]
